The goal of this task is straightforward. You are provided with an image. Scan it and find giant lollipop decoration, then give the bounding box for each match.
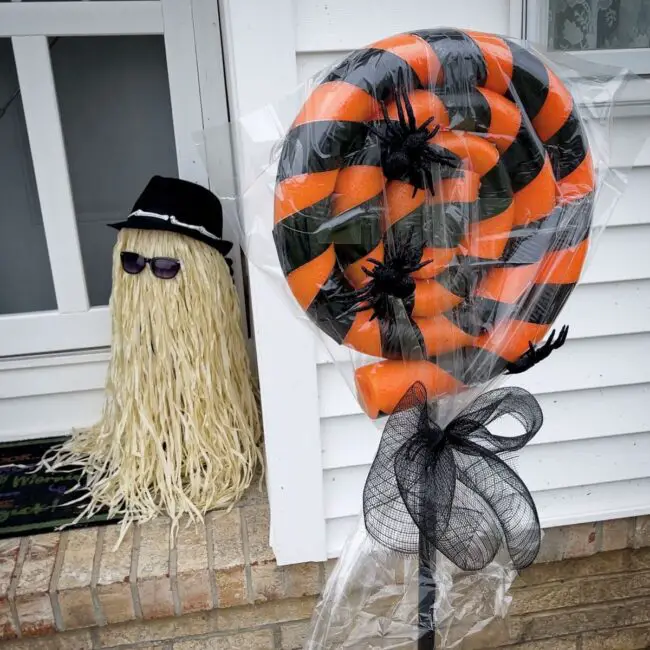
[273,28,595,418]
[268,27,606,649]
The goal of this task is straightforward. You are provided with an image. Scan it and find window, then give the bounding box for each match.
[527,0,650,73]
[0,0,232,358]
[549,0,650,52]
[0,35,178,316]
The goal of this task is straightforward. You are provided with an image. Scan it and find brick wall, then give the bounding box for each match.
[0,485,647,650]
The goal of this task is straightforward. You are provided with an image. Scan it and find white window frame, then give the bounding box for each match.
[524,0,650,74]
[0,0,238,358]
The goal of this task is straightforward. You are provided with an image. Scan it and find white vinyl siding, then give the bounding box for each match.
[236,0,650,563]
[306,33,650,555]
[0,351,108,443]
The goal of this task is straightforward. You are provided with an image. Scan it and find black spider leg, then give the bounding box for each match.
[337,239,434,321]
[396,69,443,142]
[396,68,416,132]
[396,69,461,194]
[422,131,459,166]
[354,254,435,320]
[366,97,400,142]
[366,90,408,147]
[334,260,393,321]
[367,69,414,142]
[395,71,432,197]
[505,325,570,375]
[413,122,443,197]
[396,73,436,197]
[365,67,465,201]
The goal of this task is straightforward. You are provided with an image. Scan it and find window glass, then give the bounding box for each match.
[549,0,650,51]
[52,35,178,307]
[0,39,57,316]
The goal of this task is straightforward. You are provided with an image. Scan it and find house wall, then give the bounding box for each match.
[285,1,650,559]
[1,0,649,569]
[0,493,649,649]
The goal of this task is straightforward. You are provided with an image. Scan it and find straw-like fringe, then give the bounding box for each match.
[39,229,262,546]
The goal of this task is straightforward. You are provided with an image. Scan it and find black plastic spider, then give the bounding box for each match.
[347,240,431,321]
[367,69,461,197]
[506,325,570,374]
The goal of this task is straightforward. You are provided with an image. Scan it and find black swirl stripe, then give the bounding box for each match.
[276,121,370,182]
[273,197,332,275]
[544,108,589,180]
[505,40,550,121]
[324,47,425,100]
[412,29,488,92]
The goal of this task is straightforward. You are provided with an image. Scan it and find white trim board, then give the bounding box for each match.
[509,0,524,39]
[219,0,328,566]
[0,356,109,401]
[293,0,512,52]
[161,0,208,188]
[0,308,110,360]
[0,391,104,443]
[190,0,248,335]
[0,349,109,441]
[0,2,164,37]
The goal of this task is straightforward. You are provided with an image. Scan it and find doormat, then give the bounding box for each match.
[0,436,118,539]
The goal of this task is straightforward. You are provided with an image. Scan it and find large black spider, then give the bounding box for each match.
[346,239,431,321]
[506,325,569,374]
[367,69,461,197]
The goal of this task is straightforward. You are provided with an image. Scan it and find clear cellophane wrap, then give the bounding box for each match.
[226,28,644,649]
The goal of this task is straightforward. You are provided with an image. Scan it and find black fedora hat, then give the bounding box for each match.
[110,176,233,256]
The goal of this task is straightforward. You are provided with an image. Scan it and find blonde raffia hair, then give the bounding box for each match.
[41,228,262,544]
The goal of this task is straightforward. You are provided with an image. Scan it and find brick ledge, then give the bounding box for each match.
[0,483,325,641]
[0,483,647,642]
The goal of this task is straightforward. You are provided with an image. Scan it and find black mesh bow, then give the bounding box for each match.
[363,383,543,571]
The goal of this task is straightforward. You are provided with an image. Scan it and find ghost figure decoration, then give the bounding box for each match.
[40,177,261,540]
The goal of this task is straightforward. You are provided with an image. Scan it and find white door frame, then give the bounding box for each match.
[0,0,237,358]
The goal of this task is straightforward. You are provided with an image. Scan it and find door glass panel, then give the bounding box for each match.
[51,36,178,307]
[549,0,650,51]
[0,39,57,316]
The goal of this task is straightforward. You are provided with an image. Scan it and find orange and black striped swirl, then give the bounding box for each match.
[273,29,595,418]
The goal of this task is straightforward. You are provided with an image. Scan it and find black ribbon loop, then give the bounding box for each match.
[363,382,543,571]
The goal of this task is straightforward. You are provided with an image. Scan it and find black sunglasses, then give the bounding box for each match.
[120,251,181,279]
